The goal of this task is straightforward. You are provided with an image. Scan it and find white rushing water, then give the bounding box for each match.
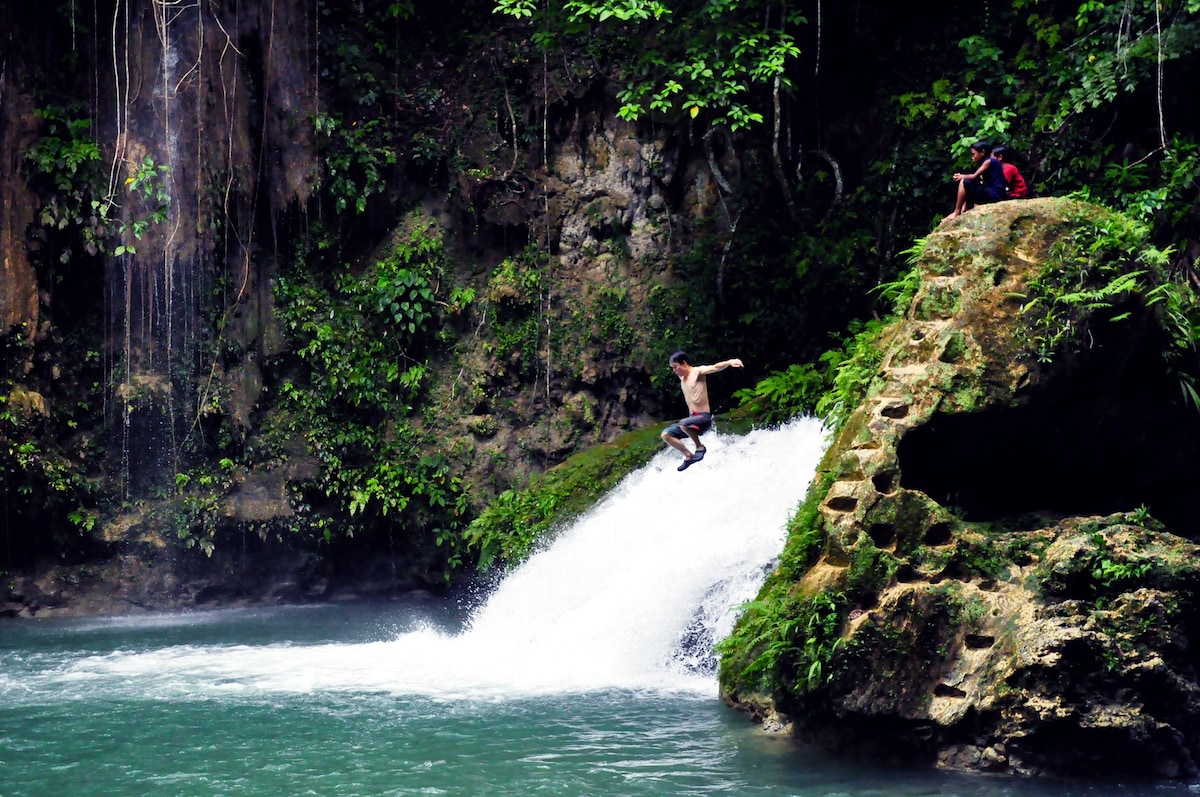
[28,417,829,702]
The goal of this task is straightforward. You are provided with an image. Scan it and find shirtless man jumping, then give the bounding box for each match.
[661,350,744,471]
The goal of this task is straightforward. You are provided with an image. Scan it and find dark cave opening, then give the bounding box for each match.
[896,323,1200,538]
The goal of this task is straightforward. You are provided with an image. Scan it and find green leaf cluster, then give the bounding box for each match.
[315,113,398,215]
[733,316,888,433]
[23,106,171,262]
[22,105,102,196]
[272,217,475,576]
[731,362,824,425]
[717,587,843,700]
[0,333,99,566]
[22,105,106,263]
[1011,205,1200,411]
[1036,526,1163,602]
[482,248,550,378]
[494,0,804,130]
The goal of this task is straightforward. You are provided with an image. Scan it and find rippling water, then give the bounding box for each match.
[2,420,1195,796]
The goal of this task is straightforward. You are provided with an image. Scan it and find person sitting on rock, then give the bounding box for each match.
[946,140,1008,219]
[992,144,1029,199]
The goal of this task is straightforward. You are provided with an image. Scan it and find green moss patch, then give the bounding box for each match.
[462,424,665,570]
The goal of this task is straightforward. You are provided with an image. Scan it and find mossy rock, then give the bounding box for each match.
[462,424,664,570]
[720,198,1200,780]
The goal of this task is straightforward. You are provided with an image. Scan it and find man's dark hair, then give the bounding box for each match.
[970,140,992,155]
[668,350,689,365]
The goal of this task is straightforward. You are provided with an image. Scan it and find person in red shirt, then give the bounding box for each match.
[992,145,1029,199]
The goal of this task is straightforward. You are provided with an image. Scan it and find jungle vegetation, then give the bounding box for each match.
[4,0,1200,586]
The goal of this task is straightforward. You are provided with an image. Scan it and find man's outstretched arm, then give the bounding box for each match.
[694,358,744,375]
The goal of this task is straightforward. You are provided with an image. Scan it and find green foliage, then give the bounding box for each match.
[1010,206,1200,411]
[717,465,842,702]
[932,582,987,628]
[813,319,888,431]
[165,459,243,558]
[115,156,171,256]
[23,105,102,197]
[774,470,834,582]
[483,247,549,378]
[732,362,824,425]
[273,216,475,576]
[22,105,106,263]
[315,113,398,215]
[717,587,844,700]
[278,223,446,411]
[0,342,98,563]
[23,105,171,261]
[172,493,221,557]
[589,285,638,352]
[494,0,803,131]
[375,256,436,335]
[874,236,928,315]
[845,541,898,602]
[733,314,888,433]
[872,264,922,318]
[311,0,491,212]
[1146,274,1200,410]
[952,534,1011,582]
[1123,503,1156,526]
[547,278,646,384]
[463,425,664,570]
[1087,545,1152,594]
[1036,526,1161,601]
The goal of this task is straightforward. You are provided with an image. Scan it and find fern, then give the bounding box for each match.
[733,363,825,423]
[719,589,846,699]
[872,265,922,316]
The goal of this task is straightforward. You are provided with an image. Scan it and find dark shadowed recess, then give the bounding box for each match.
[897,320,1200,537]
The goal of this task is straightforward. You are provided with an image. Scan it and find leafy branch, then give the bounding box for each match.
[494,0,804,131]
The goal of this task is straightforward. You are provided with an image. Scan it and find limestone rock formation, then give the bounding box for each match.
[722,197,1200,779]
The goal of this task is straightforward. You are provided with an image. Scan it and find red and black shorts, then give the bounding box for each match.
[664,412,714,439]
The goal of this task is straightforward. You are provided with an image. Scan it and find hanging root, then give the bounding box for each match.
[797,149,844,222]
[772,75,796,222]
[703,126,738,195]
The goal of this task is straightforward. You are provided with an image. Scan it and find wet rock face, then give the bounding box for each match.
[753,198,1200,779]
[0,89,40,341]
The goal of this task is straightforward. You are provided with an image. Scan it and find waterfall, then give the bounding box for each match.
[104,0,206,497]
[455,416,829,690]
[47,418,829,700]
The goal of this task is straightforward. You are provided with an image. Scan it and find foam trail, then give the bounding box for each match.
[32,417,829,701]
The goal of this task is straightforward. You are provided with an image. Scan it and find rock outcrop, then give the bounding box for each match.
[722,197,1200,779]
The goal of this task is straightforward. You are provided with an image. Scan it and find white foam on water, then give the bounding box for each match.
[27,417,829,702]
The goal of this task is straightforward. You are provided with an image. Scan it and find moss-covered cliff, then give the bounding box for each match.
[5,0,1200,627]
[2,0,820,615]
[719,198,1200,780]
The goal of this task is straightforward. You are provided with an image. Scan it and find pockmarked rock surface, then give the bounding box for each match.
[721,198,1200,779]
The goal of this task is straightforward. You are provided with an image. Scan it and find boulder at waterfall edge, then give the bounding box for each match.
[720,197,1200,780]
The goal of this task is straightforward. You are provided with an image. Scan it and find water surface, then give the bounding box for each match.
[2,420,1193,796]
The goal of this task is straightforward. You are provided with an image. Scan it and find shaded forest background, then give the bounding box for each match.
[2,0,1199,604]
